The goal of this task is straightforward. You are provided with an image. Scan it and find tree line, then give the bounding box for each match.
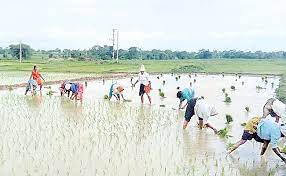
[1,44,286,60]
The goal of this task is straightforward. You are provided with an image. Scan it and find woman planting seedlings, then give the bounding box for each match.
[229,99,286,154]
[132,65,152,104]
[66,83,84,102]
[59,80,72,98]
[24,79,37,95]
[257,119,286,163]
[183,97,219,134]
[176,87,195,109]
[108,83,126,101]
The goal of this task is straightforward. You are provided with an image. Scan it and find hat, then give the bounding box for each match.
[271,99,286,118]
[140,65,145,72]
[65,83,71,90]
[280,123,286,136]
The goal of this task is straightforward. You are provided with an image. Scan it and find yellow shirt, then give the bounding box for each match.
[244,117,261,134]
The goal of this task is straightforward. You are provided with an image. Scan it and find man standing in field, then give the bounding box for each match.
[132,65,152,104]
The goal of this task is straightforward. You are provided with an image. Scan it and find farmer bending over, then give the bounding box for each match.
[183,97,218,134]
[25,79,37,95]
[177,87,195,109]
[132,65,152,104]
[257,118,286,163]
[109,83,126,101]
[60,81,71,97]
[228,98,286,154]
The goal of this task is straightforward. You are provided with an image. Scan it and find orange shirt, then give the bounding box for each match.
[32,70,42,85]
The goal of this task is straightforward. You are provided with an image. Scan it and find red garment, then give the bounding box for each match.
[32,70,42,85]
[144,84,151,94]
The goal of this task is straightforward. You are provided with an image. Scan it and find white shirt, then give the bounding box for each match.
[194,99,217,124]
[138,72,150,86]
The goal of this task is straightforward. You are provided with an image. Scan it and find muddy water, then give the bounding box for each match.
[0,74,285,176]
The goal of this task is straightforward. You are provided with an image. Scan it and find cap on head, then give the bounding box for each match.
[65,83,71,90]
[280,123,286,136]
[140,65,145,72]
[271,99,286,118]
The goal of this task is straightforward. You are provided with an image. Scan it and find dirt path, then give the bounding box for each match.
[0,73,134,91]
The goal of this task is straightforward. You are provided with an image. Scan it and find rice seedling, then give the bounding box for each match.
[225,114,233,124]
[227,143,235,149]
[245,107,250,112]
[175,77,178,81]
[194,79,196,83]
[158,89,165,98]
[265,79,268,84]
[85,81,88,87]
[163,80,166,85]
[224,96,231,103]
[222,88,226,93]
[281,146,286,153]
[217,128,232,138]
[256,86,265,90]
[241,122,247,126]
[242,81,244,85]
[176,86,180,90]
[46,90,54,96]
[238,75,241,79]
[104,94,109,99]
[8,85,13,91]
[230,85,235,90]
[271,82,274,88]
[157,76,160,79]
[262,77,265,81]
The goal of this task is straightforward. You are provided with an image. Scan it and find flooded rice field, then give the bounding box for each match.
[0,73,285,176]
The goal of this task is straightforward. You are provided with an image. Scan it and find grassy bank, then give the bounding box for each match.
[1,59,286,74]
[1,58,286,102]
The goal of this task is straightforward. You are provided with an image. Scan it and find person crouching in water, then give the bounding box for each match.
[132,65,152,104]
[177,87,195,109]
[109,83,126,101]
[228,98,286,154]
[60,81,71,97]
[183,97,219,134]
[25,79,37,95]
[66,83,84,102]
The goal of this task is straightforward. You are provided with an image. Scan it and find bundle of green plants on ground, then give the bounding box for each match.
[245,106,250,112]
[217,128,232,138]
[224,93,231,103]
[230,85,235,90]
[225,114,233,124]
[158,89,165,98]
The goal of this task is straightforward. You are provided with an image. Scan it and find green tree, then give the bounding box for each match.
[9,44,32,60]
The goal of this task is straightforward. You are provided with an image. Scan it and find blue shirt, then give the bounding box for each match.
[180,88,195,102]
[257,119,281,148]
[71,83,78,93]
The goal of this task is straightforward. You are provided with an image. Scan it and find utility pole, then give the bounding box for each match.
[19,41,22,63]
[112,29,116,62]
[116,30,119,63]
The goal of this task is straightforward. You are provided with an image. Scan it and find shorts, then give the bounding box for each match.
[139,84,145,96]
[184,98,197,122]
[241,131,264,143]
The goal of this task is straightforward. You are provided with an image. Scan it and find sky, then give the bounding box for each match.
[0,0,286,51]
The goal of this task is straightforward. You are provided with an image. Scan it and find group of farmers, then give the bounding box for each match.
[25,65,84,101]
[25,64,286,163]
